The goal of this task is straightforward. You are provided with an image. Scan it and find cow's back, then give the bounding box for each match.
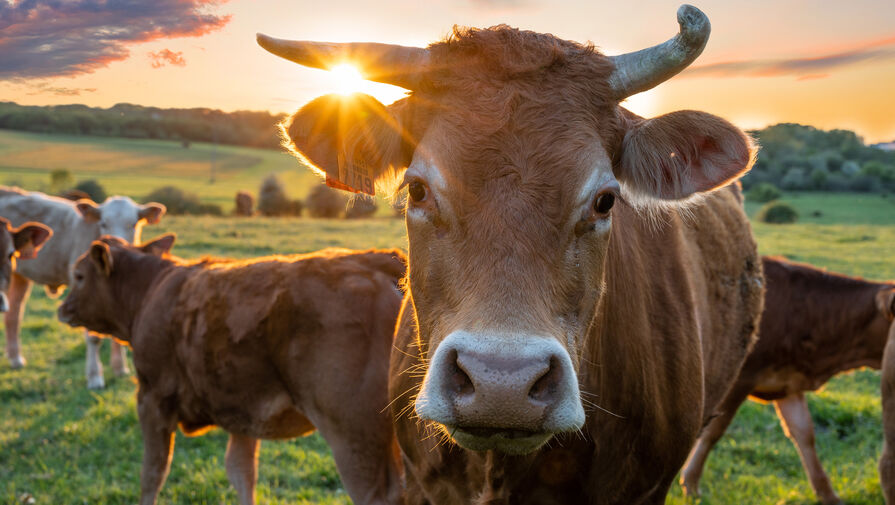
[0,187,95,285]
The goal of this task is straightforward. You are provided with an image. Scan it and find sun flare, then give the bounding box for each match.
[329,64,365,95]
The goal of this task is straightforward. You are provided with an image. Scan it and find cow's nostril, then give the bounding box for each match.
[529,355,562,403]
[447,349,475,396]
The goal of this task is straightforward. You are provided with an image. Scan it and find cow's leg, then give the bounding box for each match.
[225,433,260,505]
[680,379,754,497]
[4,273,32,368]
[138,392,177,505]
[85,331,105,389]
[774,393,842,505]
[109,340,130,377]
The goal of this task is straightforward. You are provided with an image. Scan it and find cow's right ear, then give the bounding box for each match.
[141,233,176,257]
[13,222,53,260]
[89,242,112,276]
[76,199,102,223]
[283,93,423,193]
[879,288,895,322]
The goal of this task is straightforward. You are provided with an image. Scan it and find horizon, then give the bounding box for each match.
[2,0,894,142]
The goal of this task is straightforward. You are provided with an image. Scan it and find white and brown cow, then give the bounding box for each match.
[260,4,763,504]
[0,186,165,388]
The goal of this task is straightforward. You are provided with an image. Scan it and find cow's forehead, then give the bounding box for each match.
[98,197,140,221]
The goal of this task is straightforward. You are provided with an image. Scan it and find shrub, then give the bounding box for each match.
[757,201,799,224]
[345,196,377,219]
[73,179,107,202]
[849,174,882,193]
[50,169,73,194]
[746,183,781,203]
[257,174,293,216]
[306,184,347,218]
[234,191,254,216]
[143,186,218,215]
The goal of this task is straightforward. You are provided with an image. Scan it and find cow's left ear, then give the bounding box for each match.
[878,287,895,322]
[76,199,102,223]
[615,110,756,201]
[89,242,113,276]
[139,203,166,225]
[13,222,53,260]
[141,233,176,257]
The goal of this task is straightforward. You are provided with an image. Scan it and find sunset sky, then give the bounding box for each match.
[2,0,894,142]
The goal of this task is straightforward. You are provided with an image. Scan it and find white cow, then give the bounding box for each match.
[0,186,165,389]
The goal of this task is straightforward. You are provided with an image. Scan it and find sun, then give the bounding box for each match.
[329,64,365,95]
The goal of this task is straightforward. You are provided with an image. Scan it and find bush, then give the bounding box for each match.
[50,169,73,194]
[257,174,294,216]
[73,179,107,202]
[746,183,782,203]
[306,184,347,218]
[757,201,799,224]
[345,196,377,219]
[144,186,218,215]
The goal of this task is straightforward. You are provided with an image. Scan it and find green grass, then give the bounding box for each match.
[1,135,894,504]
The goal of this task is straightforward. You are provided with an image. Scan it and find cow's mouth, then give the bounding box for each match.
[445,424,553,455]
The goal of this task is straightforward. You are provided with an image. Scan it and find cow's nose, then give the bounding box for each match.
[416,331,584,434]
[448,349,563,427]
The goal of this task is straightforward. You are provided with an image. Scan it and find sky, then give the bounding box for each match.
[1,0,894,143]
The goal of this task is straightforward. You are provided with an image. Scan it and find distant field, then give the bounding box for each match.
[0,129,320,211]
[1,131,894,504]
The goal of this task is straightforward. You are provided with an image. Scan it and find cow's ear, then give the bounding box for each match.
[615,110,756,201]
[878,287,895,322]
[141,233,176,257]
[76,199,102,223]
[89,242,113,276]
[139,203,166,225]
[283,93,421,193]
[13,222,53,260]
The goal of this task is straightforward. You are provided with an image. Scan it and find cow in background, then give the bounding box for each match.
[681,256,895,505]
[259,4,764,503]
[0,187,165,389]
[0,217,53,313]
[879,300,895,505]
[58,236,405,505]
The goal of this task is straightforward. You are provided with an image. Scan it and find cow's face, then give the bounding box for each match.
[58,235,174,335]
[0,219,52,312]
[76,196,166,244]
[263,6,754,454]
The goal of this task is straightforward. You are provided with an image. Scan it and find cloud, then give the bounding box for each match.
[683,35,895,80]
[0,0,231,80]
[24,82,97,96]
[149,49,187,68]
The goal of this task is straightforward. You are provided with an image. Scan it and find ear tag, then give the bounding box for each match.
[331,152,375,196]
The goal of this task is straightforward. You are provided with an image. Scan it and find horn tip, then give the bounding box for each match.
[676,5,710,33]
[256,33,272,47]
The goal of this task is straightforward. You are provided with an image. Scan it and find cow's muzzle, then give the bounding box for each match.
[415,330,585,454]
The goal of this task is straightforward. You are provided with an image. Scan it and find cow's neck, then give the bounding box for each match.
[111,253,176,342]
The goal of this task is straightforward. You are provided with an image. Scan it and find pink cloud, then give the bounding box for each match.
[149,49,187,69]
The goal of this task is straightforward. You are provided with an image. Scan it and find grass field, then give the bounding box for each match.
[2,131,895,504]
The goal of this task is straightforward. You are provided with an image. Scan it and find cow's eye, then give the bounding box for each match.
[594,192,615,215]
[74,273,84,282]
[408,181,428,203]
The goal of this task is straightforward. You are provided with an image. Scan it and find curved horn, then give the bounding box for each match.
[608,4,710,100]
[256,33,429,90]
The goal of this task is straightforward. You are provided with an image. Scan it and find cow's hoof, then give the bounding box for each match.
[86,375,106,390]
[8,356,26,369]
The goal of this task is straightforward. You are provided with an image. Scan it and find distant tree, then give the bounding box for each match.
[50,169,73,194]
[143,186,218,215]
[841,161,861,176]
[780,168,810,191]
[73,179,107,202]
[257,174,292,216]
[345,196,377,219]
[306,184,347,218]
[757,201,799,224]
[862,161,895,182]
[746,183,781,203]
[809,166,830,190]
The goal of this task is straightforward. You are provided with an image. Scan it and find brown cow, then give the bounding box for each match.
[879,307,895,505]
[0,218,53,313]
[57,236,406,505]
[680,256,895,504]
[259,4,763,504]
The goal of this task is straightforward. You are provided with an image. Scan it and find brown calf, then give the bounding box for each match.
[0,217,53,313]
[58,236,406,505]
[681,256,895,505]
[879,308,895,505]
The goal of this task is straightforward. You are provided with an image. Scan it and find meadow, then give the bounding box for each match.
[2,130,895,504]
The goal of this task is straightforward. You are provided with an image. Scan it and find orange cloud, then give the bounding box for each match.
[149,49,187,69]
